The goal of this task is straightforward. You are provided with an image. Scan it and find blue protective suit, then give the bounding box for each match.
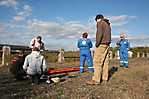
[117,39,130,68]
[77,38,93,73]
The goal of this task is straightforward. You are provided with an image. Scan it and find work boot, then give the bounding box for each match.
[124,64,128,69]
[124,66,128,69]
[86,80,100,85]
[120,64,124,67]
[102,80,108,85]
[88,68,94,73]
[46,79,51,84]
[80,69,84,73]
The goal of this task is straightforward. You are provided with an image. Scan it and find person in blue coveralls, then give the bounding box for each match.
[116,32,130,68]
[77,32,94,73]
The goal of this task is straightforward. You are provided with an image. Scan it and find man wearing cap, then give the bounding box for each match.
[77,32,94,73]
[116,32,130,68]
[87,14,111,85]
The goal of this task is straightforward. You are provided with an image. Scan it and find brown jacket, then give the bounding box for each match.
[96,19,111,47]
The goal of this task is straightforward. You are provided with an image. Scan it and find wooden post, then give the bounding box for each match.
[58,48,65,63]
[137,52,140,58]
[1,46,11,66]
[128,51,133,58]
[91,50,94,58]
[142,52,145,58]
[115,50,120,59]
[147,53,149,58]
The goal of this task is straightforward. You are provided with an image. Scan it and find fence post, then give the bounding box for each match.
[115,51,120,59]
[128,51,133,58]
[1,46,11,66]
[137,52,140,58]
[142,52,145,58]
[147,53,149,58]
[58,49,65,63]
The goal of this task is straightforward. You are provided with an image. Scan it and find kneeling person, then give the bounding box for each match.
[23,47,47,84]
[77,32,94,73]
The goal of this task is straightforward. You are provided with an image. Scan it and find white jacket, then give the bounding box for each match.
[23,51,47,75]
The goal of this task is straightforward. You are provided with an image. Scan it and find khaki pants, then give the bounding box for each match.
[92,45,109,83]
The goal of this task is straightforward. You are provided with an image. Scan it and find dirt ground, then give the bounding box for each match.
[0,58,149,99]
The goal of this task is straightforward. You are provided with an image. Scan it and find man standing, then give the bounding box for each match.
[87,14,111,85]
[116,32,130,68]
[23,47,47,84]
[77,32,94,73]
[30,36,45,51]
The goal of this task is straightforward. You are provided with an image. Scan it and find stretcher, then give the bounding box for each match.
[47,67,80,74]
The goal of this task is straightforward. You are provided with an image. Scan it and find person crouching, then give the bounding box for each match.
[77,32,94,73]
[23,47,47,84]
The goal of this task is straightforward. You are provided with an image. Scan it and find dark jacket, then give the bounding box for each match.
[96,19,111,47]
[10,55,26,80]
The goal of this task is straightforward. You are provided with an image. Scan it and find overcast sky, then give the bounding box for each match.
[0,0,149,50]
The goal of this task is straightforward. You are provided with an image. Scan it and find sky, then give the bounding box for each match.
[0,0,149,50]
